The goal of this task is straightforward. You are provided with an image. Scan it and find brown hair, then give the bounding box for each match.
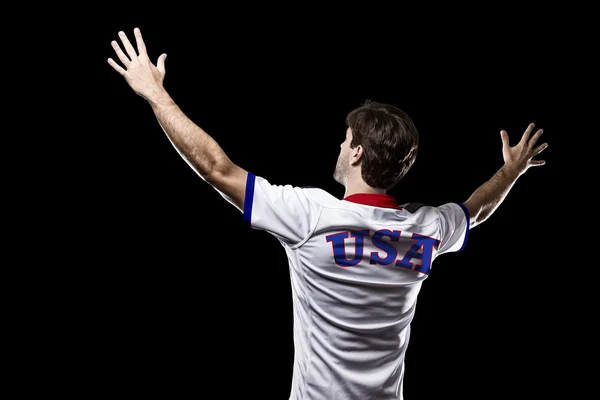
[345,100,419,190]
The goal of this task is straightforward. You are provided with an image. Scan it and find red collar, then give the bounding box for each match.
[343,193,402,210]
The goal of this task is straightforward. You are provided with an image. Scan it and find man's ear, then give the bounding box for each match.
[350,145,363,166]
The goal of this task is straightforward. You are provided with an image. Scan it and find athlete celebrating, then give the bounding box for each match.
[108,28,548,399]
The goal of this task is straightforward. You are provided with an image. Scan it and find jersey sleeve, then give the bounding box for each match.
[242,172,321,246]
[434,202,470,255]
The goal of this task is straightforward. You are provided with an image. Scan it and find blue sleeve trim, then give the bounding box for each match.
[455,202,470,252]
[243,172,256,226]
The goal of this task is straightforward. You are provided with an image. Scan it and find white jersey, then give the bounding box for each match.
[242,173,469,400]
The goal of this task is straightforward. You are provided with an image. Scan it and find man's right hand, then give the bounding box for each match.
[108,28,167,103]
[500,123,548,176]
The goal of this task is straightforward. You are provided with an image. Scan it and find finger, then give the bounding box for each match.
[527,129,544,150]
[134,27,148,57]
[530,159,546,166]
[532,142,548,155]
[118,31,138,60]
[111,40,130,66]
[157,53,167,74]
[500,130,510,149]
[107,58,126,76]
[519,123,535,145]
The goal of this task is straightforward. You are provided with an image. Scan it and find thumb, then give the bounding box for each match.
[500,130,509,149]
[157,53,167,74]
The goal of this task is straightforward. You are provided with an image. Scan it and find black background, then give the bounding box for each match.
[32,8,588,399]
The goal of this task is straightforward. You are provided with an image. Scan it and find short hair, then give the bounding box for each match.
[345,100,419,190]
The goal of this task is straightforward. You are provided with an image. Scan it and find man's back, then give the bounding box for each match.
[106,32,548,397]
[243,173,469,399]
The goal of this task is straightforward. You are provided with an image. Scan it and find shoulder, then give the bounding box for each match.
[300,186,340,206]
[251,176,337,209]
[401,202,428,213]
[400,202,441,225]
[401,201,467,226]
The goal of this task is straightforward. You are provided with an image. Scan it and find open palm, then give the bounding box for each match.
[108,28,167,101]
[501,123,548,176]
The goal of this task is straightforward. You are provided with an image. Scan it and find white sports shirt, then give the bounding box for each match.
[242,173,470,400]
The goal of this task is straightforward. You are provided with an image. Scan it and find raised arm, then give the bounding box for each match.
[463,123,548,229]
[107,28,247,212]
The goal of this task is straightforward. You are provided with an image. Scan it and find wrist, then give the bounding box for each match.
[501,164,521,181]
[146,86,171,107]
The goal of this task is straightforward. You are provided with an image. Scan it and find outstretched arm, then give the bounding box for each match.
[107,28,247,211]
[463,123,548,229]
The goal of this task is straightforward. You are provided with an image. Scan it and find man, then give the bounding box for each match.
[108,28,548,399]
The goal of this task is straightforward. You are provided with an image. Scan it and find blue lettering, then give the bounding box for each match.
[370,229,401,265]
[395,233,440,274]
[325,230,440,274]
[325,230,370,267]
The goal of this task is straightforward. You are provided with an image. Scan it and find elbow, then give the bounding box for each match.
[463,200,482,229]
[205,158,235,184]
[470,216,482,229]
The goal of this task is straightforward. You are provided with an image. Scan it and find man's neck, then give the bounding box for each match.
[343,179,386,198]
